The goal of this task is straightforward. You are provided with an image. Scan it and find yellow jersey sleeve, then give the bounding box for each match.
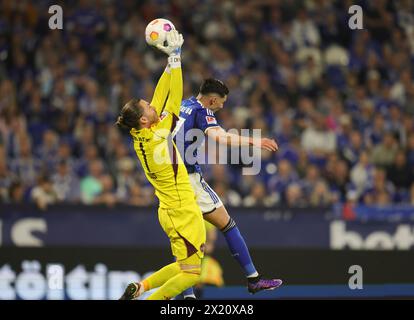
[151,63,182,139]
[150,61,182,117]
[150,67,171,116]
[164,65,182,117]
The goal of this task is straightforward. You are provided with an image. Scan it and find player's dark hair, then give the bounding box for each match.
[116,98,144,130]
[199,78,229,98]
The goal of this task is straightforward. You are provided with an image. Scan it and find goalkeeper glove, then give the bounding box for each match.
[156,30,184,58]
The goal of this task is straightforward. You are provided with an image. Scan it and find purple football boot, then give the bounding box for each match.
[247,277,283,294]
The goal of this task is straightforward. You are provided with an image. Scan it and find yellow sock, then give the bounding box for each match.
[146,254,201,300]
[142,262,181,291]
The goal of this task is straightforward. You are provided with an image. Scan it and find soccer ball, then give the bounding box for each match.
[145,18,176,47]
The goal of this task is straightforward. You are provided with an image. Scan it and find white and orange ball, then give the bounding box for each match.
[145,18,176,47]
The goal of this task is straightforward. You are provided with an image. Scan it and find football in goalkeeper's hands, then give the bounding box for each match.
[145,18,176,47]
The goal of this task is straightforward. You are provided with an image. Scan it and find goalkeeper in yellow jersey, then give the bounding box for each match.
[117,30,206,300]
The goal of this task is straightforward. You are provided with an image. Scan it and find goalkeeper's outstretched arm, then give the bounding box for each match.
[155,30,183,118]
[153,30,184,116]
[152,30,184,135]
[150,64,171,116]
[151,30,184,117]
[164,55,182,117]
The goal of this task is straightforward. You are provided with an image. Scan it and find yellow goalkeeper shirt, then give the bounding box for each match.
[130,65,196,209]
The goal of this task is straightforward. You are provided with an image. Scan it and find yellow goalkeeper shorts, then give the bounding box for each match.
[158,203,206,261]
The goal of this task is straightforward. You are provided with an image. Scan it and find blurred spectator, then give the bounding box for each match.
[327,159,350,201]
[291,8,321,48]
[128,182,153,206]
[297,55,322,92]
[30,175,58,210]
[341,130,365,167]
[309,180,335,207]
[55,142,76,171]
[243,182,278,207]
[387,149,413,190]
[76,144,100,178]
[363,167,396,205]
[364,113,386,148]
[8,181,26,204]
[284,183,307,208]
[370,131,399,167]
[301,113,337,156]
[94,174,117,207]
[342,190,358,220]
[300,164,321,197]
[36,129,59,167]
[52,160,81,203]
[114,157,136,202]
[268,159,298,202]
[296,149,309,178]
[9,137,40,187]
[80,159,104,204]
[350,151,375,197]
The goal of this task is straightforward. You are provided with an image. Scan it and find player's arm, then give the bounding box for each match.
[163,59,182,117]
[152,30,184,136]
[154,29,183,119]
[194,106,278,152]
[150,65,171,116]
[153,64,182,135]
[160,31,183,117]
[206,127,279,152]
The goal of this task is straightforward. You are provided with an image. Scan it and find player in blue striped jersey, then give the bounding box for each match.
[174,79,283,298]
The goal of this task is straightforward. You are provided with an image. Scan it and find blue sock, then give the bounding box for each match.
[222,218,258,277]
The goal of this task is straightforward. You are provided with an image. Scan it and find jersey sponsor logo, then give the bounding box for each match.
[206,116,217,125]
[133,137,150,142]
[180,106,192,115]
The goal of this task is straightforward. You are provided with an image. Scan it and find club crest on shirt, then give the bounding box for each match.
[160,111,168,120]
[206,116,217,124]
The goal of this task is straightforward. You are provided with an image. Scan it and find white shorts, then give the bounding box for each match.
[188,172,223,214]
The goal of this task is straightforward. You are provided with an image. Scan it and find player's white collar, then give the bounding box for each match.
[195,97,215,113]
[195,97,204,108]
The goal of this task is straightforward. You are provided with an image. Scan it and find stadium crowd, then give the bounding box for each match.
[1,0,414,209]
